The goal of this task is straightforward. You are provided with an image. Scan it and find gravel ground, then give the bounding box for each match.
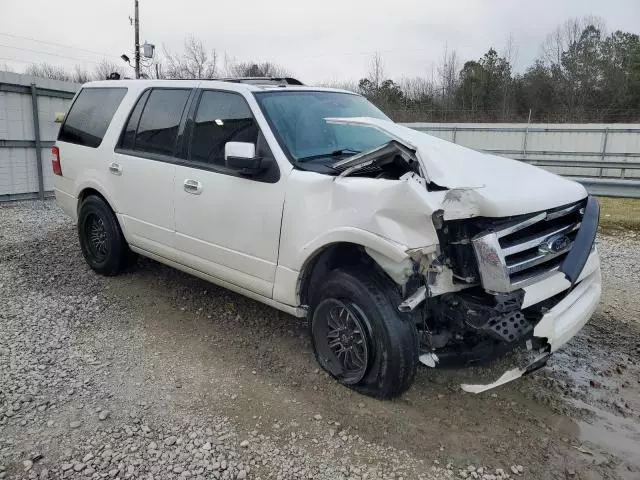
[1,200,639,480]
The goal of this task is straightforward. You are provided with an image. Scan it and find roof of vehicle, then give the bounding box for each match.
[82,78,357,95]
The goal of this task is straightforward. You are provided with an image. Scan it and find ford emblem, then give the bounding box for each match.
[539,234,571,254]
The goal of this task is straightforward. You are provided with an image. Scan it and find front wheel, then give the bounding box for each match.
[310,268,419,398]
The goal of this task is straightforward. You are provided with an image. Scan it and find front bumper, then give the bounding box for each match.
[533,260,601,352]
[461,254,601,393]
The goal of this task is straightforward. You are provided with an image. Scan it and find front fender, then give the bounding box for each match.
[297,227,410,271]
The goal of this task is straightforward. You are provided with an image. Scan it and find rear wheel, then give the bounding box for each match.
[78,195,134,275]
[310,268,418,398]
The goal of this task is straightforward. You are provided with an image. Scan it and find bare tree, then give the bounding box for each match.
[224,55,291,78]
[24,63,71,81]
[319,79,359,92]
[398,76,436,101]
[93,60,127,80]
[502,33,519,67]
[163,36,217,79]
[437,46,459,112]
[0,63,14,72]
[541,16,606,66]
[500,34,519,119]
[368,52,385,89]
[72,65,92,84]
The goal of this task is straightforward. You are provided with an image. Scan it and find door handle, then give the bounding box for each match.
[109,162,122,175]
[183,179,202,195]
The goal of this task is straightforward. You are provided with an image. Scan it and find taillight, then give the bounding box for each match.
[51,146,62,176]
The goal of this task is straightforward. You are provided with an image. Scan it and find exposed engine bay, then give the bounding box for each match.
[330,140,422,180]
[381,195,599,390]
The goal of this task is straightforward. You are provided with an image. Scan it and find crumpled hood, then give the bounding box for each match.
[326,117,588,217]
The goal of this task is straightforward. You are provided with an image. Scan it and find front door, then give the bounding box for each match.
[173,90,285,298]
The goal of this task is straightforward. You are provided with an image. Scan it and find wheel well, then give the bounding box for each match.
[78,188,110,214]
[299,243,375,306]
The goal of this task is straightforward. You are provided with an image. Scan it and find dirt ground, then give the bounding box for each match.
[1,201,639,480]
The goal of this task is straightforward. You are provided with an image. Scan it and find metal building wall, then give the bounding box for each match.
[1,78,639,200]
[404,123,640,197]
[0,71,79,201]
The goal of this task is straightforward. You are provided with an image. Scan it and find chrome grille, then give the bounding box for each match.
[472,200,586,292]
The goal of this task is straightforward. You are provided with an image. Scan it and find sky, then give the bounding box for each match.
[0,0,639,83]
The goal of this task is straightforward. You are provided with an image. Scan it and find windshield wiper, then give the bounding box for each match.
[297,148,361,162]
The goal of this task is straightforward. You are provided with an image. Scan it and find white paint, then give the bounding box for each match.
[327,117,588,217]
[418,353,439,368]
[461,263,602,394]
[461,361,537,394]
[173,162,284,298]
[365,247,414,285]
[53,80,600,358]
[533,266,602,352]
[521,249,599,308]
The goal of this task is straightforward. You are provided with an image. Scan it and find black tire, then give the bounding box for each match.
[309,268,419,398]
[77,195,134,276]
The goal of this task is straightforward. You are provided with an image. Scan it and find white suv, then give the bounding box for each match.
[53,78,601,397]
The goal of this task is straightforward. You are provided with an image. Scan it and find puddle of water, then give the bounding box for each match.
[571,398,640,477]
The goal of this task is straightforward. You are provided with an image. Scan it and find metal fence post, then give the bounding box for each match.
[452,126,457,144]
[30,83,45,200]
[599,128,609,178]
[522,127,529,159]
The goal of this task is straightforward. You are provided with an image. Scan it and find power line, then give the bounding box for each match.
[0,32,114,58]
[0,43,105,64]
[0,55,33,65]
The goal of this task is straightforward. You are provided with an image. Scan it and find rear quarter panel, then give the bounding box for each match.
[53,85,147,221]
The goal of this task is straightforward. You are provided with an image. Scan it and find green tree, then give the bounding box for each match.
[455,48,513,120]
[600,31,640,114]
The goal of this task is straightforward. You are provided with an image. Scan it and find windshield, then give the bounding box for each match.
[254,91,392,163]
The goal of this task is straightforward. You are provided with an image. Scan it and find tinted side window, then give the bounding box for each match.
[58,88,127,148]
[120,89,150,150]
[135,89,190,156]
[190,91,258,166]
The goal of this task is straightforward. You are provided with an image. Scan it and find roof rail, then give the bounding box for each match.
[216,77,304,86]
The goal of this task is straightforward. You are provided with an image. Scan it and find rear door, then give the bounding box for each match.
[111,87,192,259]
[173,89,284,297]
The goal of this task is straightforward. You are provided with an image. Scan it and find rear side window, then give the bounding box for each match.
[190,91,258,166]
[120,90,150,150]
[133,89,190,156]
[58,88,127,148]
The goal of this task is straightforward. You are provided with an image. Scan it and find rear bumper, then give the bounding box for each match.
[54,188,77,221]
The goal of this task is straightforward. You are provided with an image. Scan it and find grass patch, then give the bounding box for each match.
[597,196,640,233]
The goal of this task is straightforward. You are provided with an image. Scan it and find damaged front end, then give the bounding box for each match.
[391,196,601,393]
[316,117,601,393]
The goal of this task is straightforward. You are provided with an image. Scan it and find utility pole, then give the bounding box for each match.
[134,0,140,79]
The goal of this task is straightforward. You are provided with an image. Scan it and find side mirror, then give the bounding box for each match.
[225,142,263,176]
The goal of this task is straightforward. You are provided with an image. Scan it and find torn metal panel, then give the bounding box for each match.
[460,352,550,393]
[277,169,443,277]
[440,188,482,220]
[419,352,439,368]
[325,116,589,217]
[332,141,418,178]
[461,264,601,394]
[365,247,414,286]
[398,286,427,312]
